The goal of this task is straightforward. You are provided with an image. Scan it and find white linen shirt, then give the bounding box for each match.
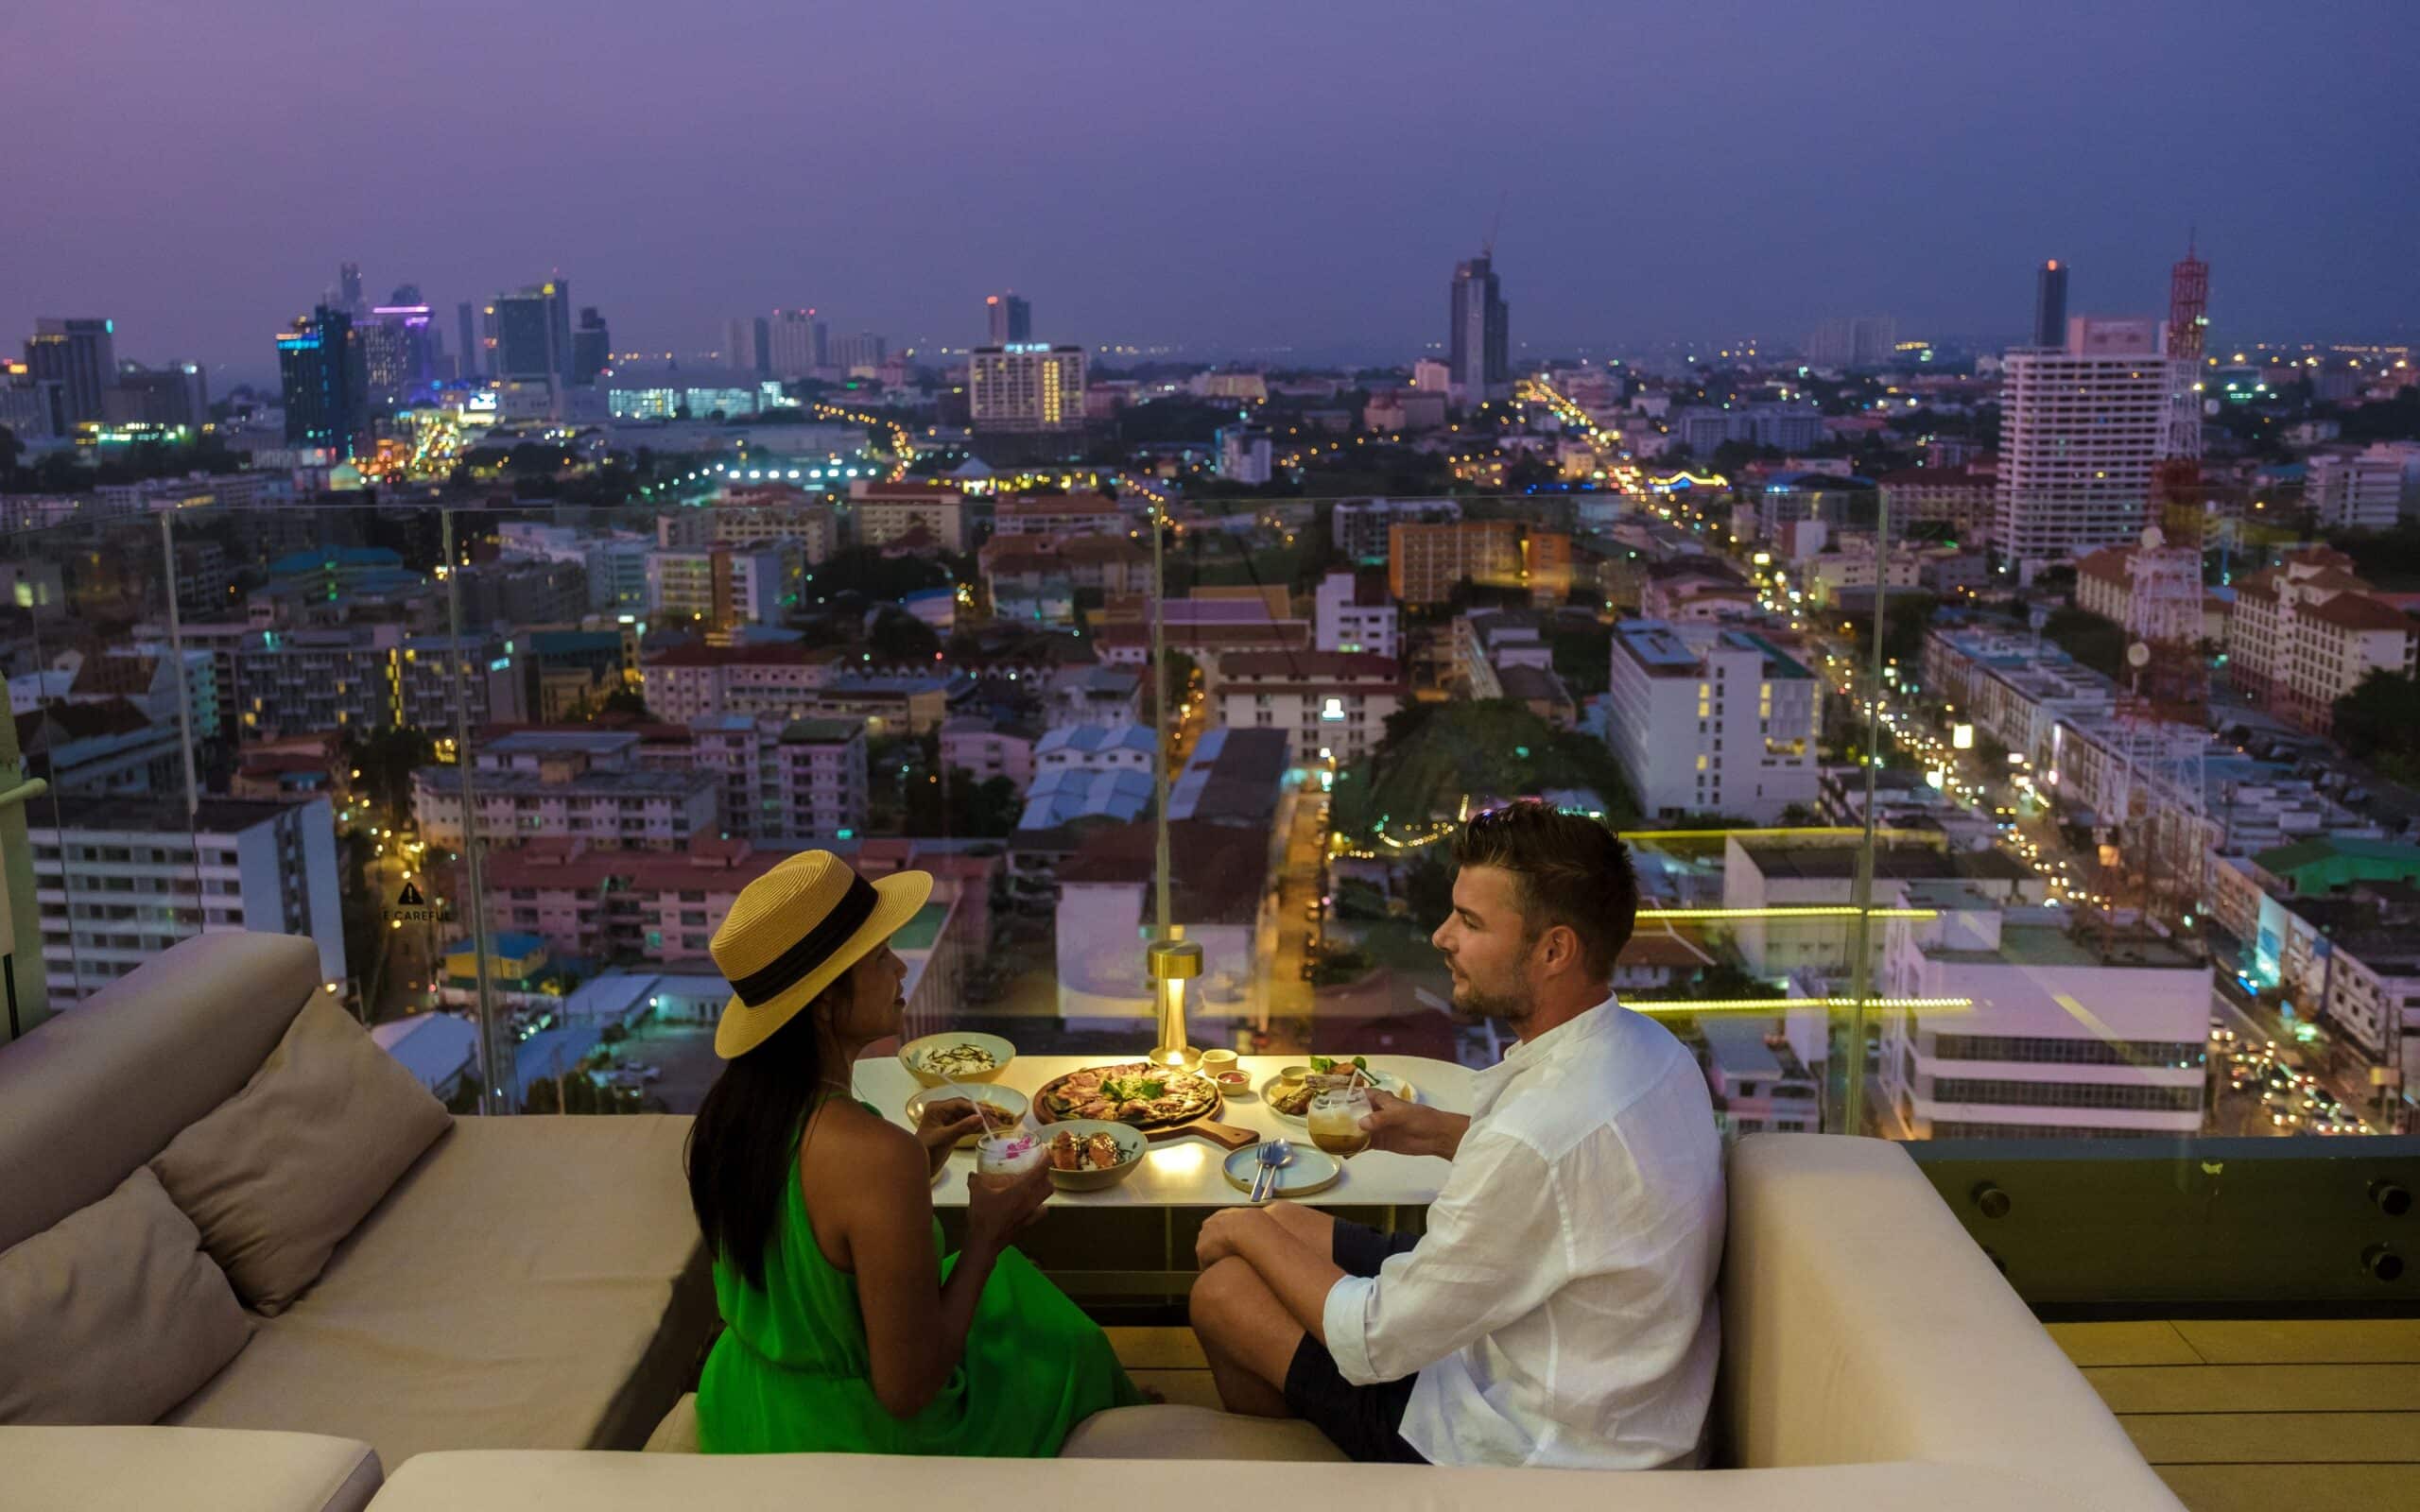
[1320,996,1725,1469]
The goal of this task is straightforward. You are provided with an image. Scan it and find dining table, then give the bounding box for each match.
[854,1050,1473,1298]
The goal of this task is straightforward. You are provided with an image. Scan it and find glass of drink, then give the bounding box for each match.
[1308,1087,1373,1160]
[975,1131,1046,1179]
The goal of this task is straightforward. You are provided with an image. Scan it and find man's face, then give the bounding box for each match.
[1430,865,1536,1024]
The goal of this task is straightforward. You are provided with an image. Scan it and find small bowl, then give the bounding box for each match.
[898,1031,1015,1089]
[1199,1048,1239,1076]
[1208,1068,1255,1101]
[1277,1064,1312,1087]
[1039,1119,1147,1193]
[905,1084,1029,1148]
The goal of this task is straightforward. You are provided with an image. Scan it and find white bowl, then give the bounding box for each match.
[1037,1119,1147,1192]
[905,1084,1029,1148]
[898,1031,1015,1088]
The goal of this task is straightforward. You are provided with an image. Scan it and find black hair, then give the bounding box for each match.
[684,984,836,1289]
[1449,800,1641,980]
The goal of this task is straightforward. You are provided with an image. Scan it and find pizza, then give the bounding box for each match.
[1036,1061,1219,1130]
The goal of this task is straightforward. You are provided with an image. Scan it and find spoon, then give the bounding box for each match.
[1254,1139,1294,1202]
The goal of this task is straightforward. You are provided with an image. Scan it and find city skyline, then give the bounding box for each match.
[4,2,2416,382]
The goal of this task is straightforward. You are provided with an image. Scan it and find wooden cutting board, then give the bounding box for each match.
[1032,1068,1258,1151]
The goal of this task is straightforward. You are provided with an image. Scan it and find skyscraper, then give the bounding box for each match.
[24,318,116,426]
[493,280,573,391]
[362,302,436,402]
[724,316,772,376]
[830,332,886,375]
[338,262,365,318]
[985,293,1031,345]
[277,305,370,458]
[969,345,1086,433]
[1448,256,1508,404]
[456,301,482,380]
[573,306,612,386]
[2032,260,2068,349]
[1995,317,2168,579]
[767,309,826,379]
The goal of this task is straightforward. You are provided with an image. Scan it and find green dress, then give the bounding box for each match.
[697,1103,1143,1456]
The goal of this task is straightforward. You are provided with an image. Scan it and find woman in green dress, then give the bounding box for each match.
[686,850,1143,1455]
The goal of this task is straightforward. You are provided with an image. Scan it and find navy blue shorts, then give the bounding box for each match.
[1282,1219,1426,1464]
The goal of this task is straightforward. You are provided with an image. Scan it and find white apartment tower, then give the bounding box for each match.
[1606,621,1821,823]
[1995,317,2171,581]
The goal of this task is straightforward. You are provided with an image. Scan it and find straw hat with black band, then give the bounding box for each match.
[711,850,932,1060]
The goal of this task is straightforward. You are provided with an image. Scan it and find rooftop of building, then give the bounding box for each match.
[778,717,862,744]
[1216,650,1401,682]
[1019,765,1156,829]
[1929,919,2205,972]
[1736,838,2033,886]
[40,794,320,835]
[1167,726,1290,825]
[1495,663,1574,703]
[1615,619,1814,680]
[413,765,711,798]
[480,730,640,758]
[2252,834,2420,876]
[1053,818,1269,925]
[1034,722,1156,758]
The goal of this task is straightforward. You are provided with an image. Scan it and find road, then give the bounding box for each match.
[1257,781,1329,1052]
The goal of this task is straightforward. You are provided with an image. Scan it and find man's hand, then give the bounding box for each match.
[1360,1090,1470,1160]
[912,1098,986,1174]
[1196,1207,1265,1270]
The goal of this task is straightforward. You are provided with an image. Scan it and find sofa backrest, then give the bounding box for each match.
[0,932,325,1253]
[1717,1134,2182,1509]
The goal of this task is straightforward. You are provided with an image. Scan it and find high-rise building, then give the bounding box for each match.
[31,796,346,1004]
[968,345,1086,433]
[1995,317,2169,579]
[2032,260,2068,349]
[573,306,612,386]
[830,332,886,375]
[1448,256,1509,404]
[1605,620,1821,823]
[276,305,371,458]
[456,301,483,380]
[724,316,772,376]
[24,318,116,426]
[1805,316,1899,368]
[767,308,826,379]
[493,280,573,392]
[985,292,1032,344]
[361,303,435,402]
[338,261,365,317]
[100,363,209,430]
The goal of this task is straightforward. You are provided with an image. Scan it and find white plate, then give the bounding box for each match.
[1222,1143,1342,1200]
[1258,1068,1417,1124]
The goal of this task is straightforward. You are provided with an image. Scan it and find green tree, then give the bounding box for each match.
[593,686,652,721]
[868,607,942,664]
[2041,607,2127,679]
[2334,669,2420,784]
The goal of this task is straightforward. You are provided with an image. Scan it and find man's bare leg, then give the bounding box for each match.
[1260,1200,1336,1258]
[1189,1257,1304,1418]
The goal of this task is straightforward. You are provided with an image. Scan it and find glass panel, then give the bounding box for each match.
[5,320,2404,1153]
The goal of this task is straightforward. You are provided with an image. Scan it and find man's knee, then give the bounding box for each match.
[1189,1256,1262,1339]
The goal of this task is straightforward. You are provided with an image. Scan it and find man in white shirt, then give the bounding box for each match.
[1190,801,1725,1468]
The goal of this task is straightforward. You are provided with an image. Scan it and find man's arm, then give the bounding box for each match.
[1320,1131,1570,1385]
[1359,1089,1469,1160]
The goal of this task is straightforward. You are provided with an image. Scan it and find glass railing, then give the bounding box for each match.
[3,389,2411,1155]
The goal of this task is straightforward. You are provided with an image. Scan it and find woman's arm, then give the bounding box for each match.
[842,1127,1050,1419]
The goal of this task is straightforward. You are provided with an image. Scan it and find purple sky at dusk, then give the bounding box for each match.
[5,0,2414,387]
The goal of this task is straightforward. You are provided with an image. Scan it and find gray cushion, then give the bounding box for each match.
[151,998,453,1314]
[1059,1403,1348,1461]
[0,1424,381,1512]
[0,932,325,1254]
[0,1168,252,1425]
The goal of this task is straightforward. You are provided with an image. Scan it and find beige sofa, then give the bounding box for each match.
[0,932,714,1511]
[396,1134,2184,1510]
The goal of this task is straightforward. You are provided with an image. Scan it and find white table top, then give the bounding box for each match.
[853,1052,1474,1209]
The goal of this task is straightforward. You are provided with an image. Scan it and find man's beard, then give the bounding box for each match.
[1453,976,1533,1027]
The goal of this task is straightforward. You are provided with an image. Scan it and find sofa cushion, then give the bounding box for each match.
[643,1394,700,1452]
[0,932,324,1254]
[151,998,452,1314]
[1060,1403,1346,1461]
[1720,1135,2184,1509]
[0,1168,252,1425]
[0,1424,379,1512]
[167,1114,711,1469]
[369,1449,2090,1510]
